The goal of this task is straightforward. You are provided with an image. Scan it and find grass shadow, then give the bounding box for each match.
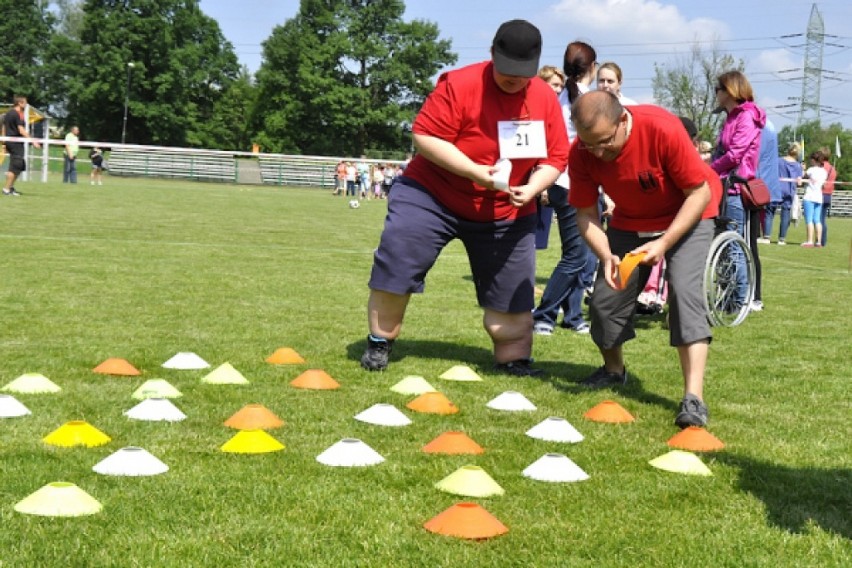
[718,453,851,539]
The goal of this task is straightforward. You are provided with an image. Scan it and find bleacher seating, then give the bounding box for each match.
[258,157,336,188]
[108,148,236,183]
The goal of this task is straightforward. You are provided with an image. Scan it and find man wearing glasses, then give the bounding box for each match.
[567,91,722,429]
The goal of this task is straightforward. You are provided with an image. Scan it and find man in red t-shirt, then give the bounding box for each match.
[360,20,570,376]
[568,91,722,429]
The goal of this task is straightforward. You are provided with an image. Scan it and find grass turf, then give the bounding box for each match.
[0,177,850,566]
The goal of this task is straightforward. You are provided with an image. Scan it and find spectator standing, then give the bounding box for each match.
[334,160,346,195]
[345,161,357,197]
[756,119,783,244]
[533,65,565,250]
[568,91,721,428]
[800,151,827,248]
[2,95,41,196]
[818,146,836,246]
[63,126,80,184]
[89,146,105,185]
[532,41,599,337]
[767,142,801,245]
[359,20,569,375]
[596,62,638,105]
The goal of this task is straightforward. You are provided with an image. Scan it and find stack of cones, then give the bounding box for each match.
[526,417,584,443]
[161,352,209,370]
[265,347,305,364]
[423,503,508,540]
[93,358,141,376]
[406,392,458,415]
[224,404,284,430]
[390,376,435,395]
[132,379,182,400]
[0,394,31,418]
[583,400,635,423]
[439,365,483,382]
[43,421,111,448]
[422,431,484,455]
[201,363,249,385]
[221,430,285,454]
[435,465,504,498]
[14,482,102,517]
[124,398,187,422]
[290,369,340,390]
[316,438,384,467]
[523,453,589,483]
[2,373,61,394]
[649,450,713,476]
[667,427,725,452]
[93,447,169,476]
[354,403,411,427]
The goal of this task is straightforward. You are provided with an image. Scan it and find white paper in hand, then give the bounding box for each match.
[492,158,512,192]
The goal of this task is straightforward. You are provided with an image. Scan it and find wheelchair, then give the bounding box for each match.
[703,175,757,327]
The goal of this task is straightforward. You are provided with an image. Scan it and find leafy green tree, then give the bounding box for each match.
[0,0,55,107]
[67,0,240,147]
[652,41,744,144]
[252,0,455,156]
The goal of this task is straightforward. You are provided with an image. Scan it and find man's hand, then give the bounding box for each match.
[507,185,539,208]
[630,238,667,266]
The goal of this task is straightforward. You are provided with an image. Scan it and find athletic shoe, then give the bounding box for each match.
[360,335,394,371]
[750,300,764,312]
[801,242,814,248]
[675,394,709,428]
[533,322,554,336]
[572,322,591,334]
[3,188,21,196]
[777,239,786,246]
[494,358,543,377]
[815,243,823,248]
[756,237,770,244]
[580,366,627,389]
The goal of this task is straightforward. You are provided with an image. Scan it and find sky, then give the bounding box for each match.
[198,0,852,132]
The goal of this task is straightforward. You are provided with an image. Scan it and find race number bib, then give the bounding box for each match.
[498,120,547,159]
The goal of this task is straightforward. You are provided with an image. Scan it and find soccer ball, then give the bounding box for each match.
[348,199,360,209]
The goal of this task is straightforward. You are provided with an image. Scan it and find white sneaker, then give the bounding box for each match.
[777,239,786,246]
[533,322,554,336]
[749,300,764,312]
[756,237,770,244]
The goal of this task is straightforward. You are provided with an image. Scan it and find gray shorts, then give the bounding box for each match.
[368,177,537,313]
[589,219,714,348]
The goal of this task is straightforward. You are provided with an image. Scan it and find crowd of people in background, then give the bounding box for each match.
[332,158,407,200]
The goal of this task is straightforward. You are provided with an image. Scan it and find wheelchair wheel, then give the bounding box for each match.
[704,230,755,327]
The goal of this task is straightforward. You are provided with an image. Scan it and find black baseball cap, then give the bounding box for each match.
[491,20,542,78]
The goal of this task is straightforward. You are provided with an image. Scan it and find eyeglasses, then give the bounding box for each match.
[578,121,622,151]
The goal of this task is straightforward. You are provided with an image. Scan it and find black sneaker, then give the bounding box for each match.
[494,358,543,377]
[360,335,393,371]
[580,366,627,388]
[3,187,21,196]
[675,394,709,429]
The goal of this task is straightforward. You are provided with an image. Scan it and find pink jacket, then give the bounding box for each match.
[711,101,766,181]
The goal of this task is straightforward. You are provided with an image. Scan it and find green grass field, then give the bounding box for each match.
[0,176,850,567]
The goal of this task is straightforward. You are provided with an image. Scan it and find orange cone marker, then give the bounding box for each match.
[224,404,284,430]
[266,347,305,365]
[406,392,459,415]
[422,431,484,455]
[583,400,635,423]
[424,502,508,540]
[290,369,340,390]
[667,426,725,452]
[93,358,141,376]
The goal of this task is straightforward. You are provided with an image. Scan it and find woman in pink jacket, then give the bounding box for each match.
[710,71,766,312]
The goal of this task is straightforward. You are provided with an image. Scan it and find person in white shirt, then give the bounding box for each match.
[799,151,828,248]
[596,61,637,105]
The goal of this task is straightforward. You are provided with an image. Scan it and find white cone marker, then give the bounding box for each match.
[486,391,536,411]
[93,446,169,476]
[124,398,186,422]
[354,403,411,427]
[526,416,584,443]
[316,438,385,467]
[523,453,589,483]
[0,394,31,418]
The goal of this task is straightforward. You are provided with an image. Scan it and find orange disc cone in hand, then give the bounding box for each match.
[406,392,459,415]
[224,404,284,430]
[424,502,508,540]
[93,358,141,376]
[667,426,725,452]
[290,369,340,390]
[266,347,305,365]
[617,252,646,290]
[422,431,484,455]
[583,400,635,423]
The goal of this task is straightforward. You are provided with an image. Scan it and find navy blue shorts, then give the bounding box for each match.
[369,177,537,313]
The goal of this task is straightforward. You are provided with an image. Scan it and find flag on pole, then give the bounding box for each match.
[836,136,842,159]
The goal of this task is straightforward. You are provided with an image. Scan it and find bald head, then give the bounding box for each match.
[571,90,623,132]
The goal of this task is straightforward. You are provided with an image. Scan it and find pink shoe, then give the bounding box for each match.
[801,242,814,248]
[815,243,823,248]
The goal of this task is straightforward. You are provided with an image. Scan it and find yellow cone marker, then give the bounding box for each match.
[649,450,712,476]
[439,365,483,382]
[14,482,102,517]
[435,465,505,498]
[43,421,111,448]
[221,429,284,453]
